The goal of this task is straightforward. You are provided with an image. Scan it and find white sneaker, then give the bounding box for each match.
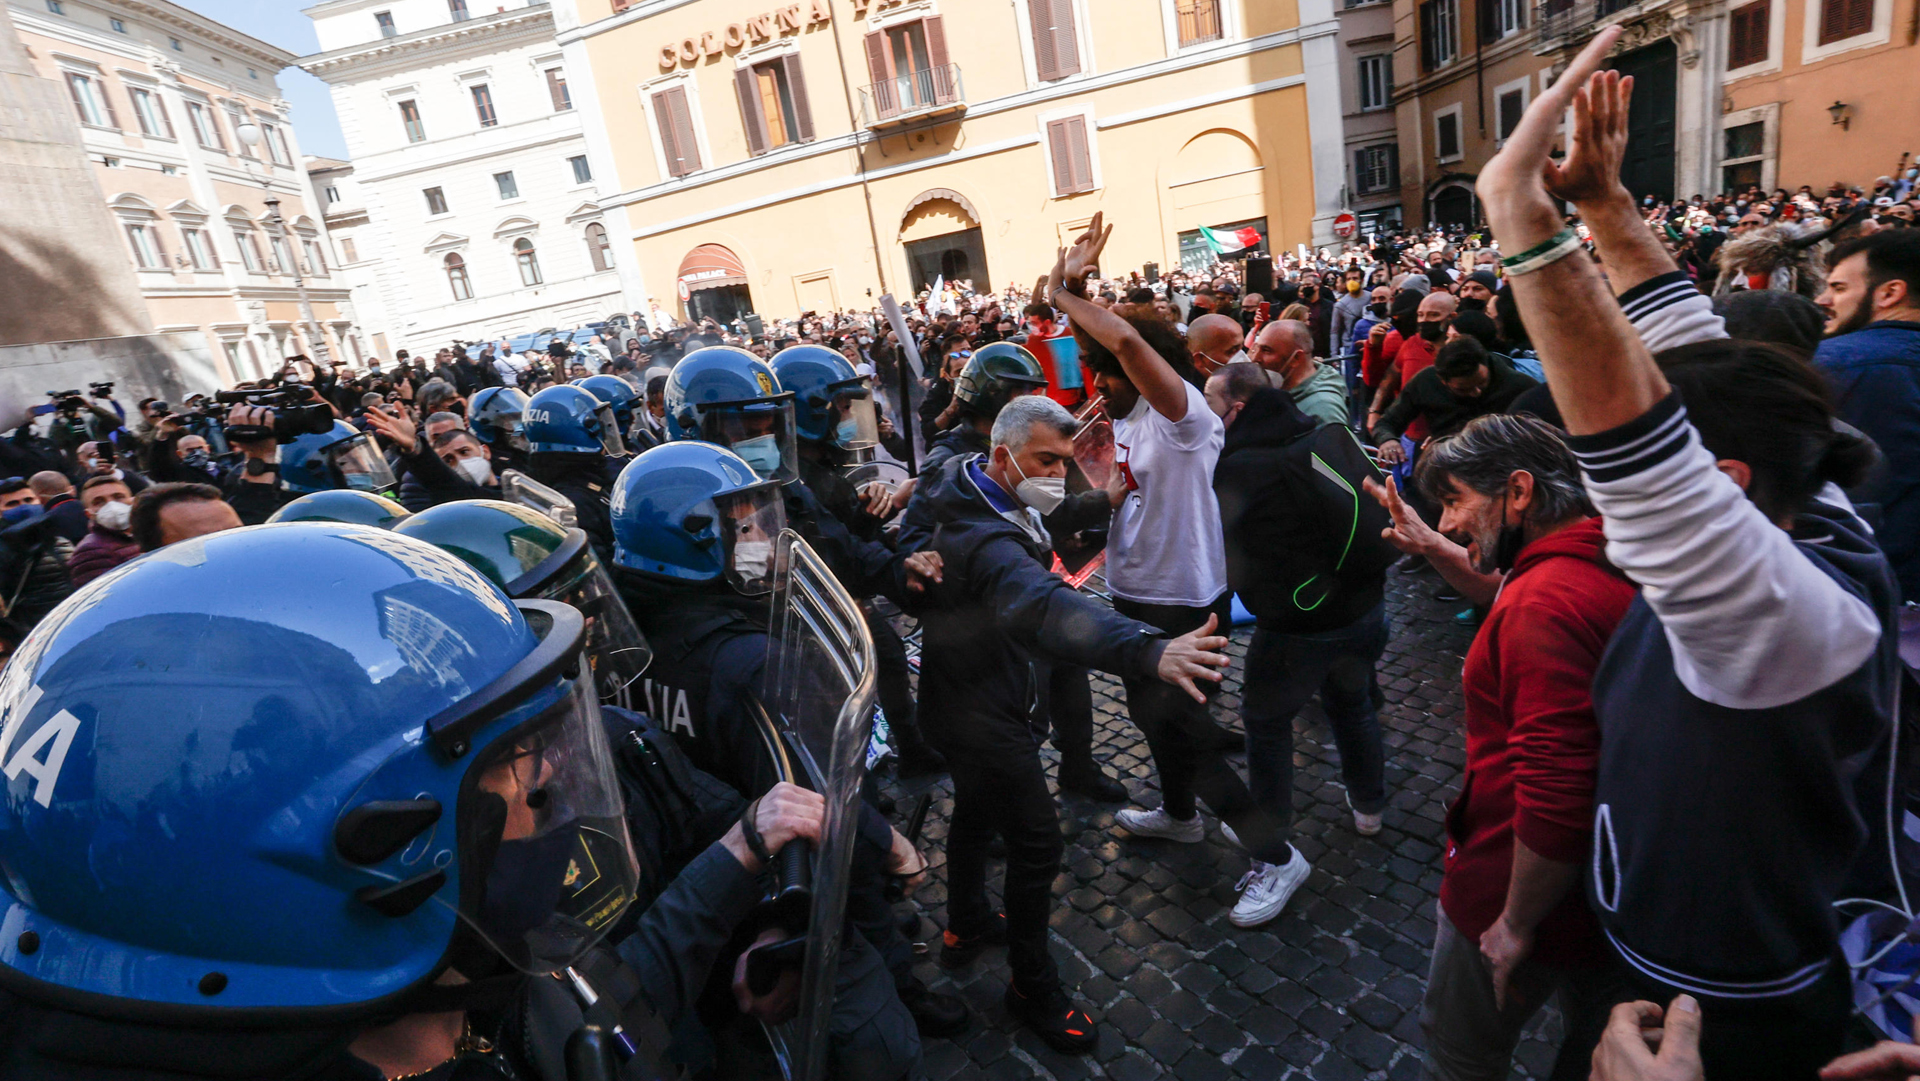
[1230,848,1312,928]
[1349,794,1382,836]
[1116,806,1205,843]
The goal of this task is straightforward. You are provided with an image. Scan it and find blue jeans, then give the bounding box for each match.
[1243,603,1390,844]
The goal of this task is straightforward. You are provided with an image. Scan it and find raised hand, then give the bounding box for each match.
[1477,25,1624,214]
[1544,68,1634,207]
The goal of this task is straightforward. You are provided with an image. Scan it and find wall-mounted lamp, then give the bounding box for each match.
[1828,100,1851,131]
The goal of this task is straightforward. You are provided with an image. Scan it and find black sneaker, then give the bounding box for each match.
[898,981,969,1038]
[939,912,1008,968]
[1004,982,1098,1054]
[1059,765,1127,803]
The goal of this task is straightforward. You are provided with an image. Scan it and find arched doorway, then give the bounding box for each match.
[678,243,754,325]
[1429,181,1478,229]
[901,189,990,293]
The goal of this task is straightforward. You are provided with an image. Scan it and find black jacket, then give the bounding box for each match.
[1371,354,1538,444]
[897,453,1164,756]
[526,453,620,566]
[395,440,492,512]
[39,494,87,546]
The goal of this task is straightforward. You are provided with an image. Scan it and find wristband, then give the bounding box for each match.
[738,799,773,866]
[1499,229,1584,277]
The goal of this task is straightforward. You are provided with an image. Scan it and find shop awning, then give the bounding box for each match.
[678,244,748,292]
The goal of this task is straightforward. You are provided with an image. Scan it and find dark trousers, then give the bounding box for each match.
[1111,593,1289,865]
[946,748,1064,992]
[866,607,926,751]
[1243,604,1390,840]
[1048,663,1097,774]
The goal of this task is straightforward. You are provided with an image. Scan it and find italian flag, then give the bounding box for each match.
[1200,225,1263,254]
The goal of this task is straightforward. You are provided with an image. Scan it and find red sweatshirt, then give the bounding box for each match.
[1439,517,1635,968]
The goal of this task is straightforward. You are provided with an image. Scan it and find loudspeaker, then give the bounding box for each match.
[1244,255,1274,298]
[1143,262,1159,284]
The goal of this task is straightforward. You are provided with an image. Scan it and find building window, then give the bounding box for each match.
[169,37,182,51]
[270,235,296,275]
[399,99,425,143]
[124,223,162,268]
[736,56,814,155]
[1817,0,1873,43]
[546,68,572,111]
[424,186,448,215]
[1722,120,1767,190]
[1354,143,1399,195]
[1174,0,1223,46]
[261,123,292,165]
[46,0,63,14]
[1028,0,1082,81]
[569,155,592,184]
[1481,0,1523,40]
[1435,107,1461,161]
[341,237,358,262]
[1495,84,1528,142]
[110,18,126,31]
[445,252,473,300]
[303,239,327,276]
[375,10,397,37]
[651,86,702,177]
[248,68,257,79]
[471,84,497,128]
[449,0,470,21]
[182,228,217,270]
[187,101,224,148]
[226,107,255,157]
[513,238,541,286]
[1728,0,1769,66]
[323,185,340,204]
[234,229,264,272]
[861,17,958,119]
[494,171,518,200]
[1045,113,1095,195]
[64,73,117,129]
[585,222,612,272]
[1357,54,1390,111]
[102,155,120,167]
[129,88,175,138]
[1420,0,1458,70]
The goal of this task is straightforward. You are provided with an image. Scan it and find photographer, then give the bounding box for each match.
[73,440,148,496]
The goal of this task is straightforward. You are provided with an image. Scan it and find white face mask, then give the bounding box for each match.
[1008,454,1067,515]
[731,539,773,582]
[1227,349,1250,365]
[456,456,493,486]
[92,499,132,533]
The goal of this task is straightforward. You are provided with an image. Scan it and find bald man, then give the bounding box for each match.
[1366,291,1455,442]
[1249,321,1348,427]
[1188,314,1246,374]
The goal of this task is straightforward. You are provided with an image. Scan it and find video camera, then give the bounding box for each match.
[212,383,336,443]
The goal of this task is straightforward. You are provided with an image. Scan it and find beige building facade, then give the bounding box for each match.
[8,0,361,385]
[553,0,1346,324]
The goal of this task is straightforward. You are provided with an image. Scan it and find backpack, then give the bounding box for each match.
[1218,421,1399,631]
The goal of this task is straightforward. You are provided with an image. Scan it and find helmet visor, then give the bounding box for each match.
[327,433,398,495]
[716,483,786,595]
[592,403,627,458]
[455,675,638,974]
[703,403,797,484]
[829,384,879,452]
[551,554,652,696]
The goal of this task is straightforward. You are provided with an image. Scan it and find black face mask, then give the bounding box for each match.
[1492,493,1526,572]
[1459,297,1488,313]
[1368,303,1388,318]
[1417,320,1447,341]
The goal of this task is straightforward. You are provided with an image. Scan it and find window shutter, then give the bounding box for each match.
[155,95,176,138]
[547,69,570,112]
[64,73,88,124]
[783,55,814,142]
[98,80,120,129]
[1047,119,1075,194]
[1386,142,1400,189]
[1817,0,1869,42]
[736,66,768,157]
[1030,0,1060,81]
[1065,115,1092,192]
[1843,0,1873,35]
[1354,147,1369,193]
[654,88,700,177]
[1729,0,1768,66]
[1051,0,1082,78]
[924,16,956,102]
[863,31,897,118]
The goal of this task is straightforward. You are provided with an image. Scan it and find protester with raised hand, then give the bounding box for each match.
[1478,27,1897,1076]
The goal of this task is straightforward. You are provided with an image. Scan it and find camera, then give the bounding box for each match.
[90,381,114,398]
[213,383,336,443]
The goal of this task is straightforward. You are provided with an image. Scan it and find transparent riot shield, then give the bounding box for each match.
[1071,397,1115,491]
[499,469,578,529]
[761,530,878,1081]
[843,457,913,521]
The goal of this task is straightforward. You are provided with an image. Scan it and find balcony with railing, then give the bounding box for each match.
[858,64,966,130]
[1535,0,1638,46]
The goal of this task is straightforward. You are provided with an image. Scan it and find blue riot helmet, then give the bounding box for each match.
[610,441,786,595]
[524,384,626,457]
[279,420,399,496]
[267,488,412,528]
[470,385,530,452]
[662,346,798,483]
[580,375,641,437]
[769,344,878,452]
[0,524,639,1014]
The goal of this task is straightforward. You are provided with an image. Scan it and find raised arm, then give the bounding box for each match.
[1048,213,1194,421]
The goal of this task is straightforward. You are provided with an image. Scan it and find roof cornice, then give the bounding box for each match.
[114,0,299,67]
[297,5,554,82]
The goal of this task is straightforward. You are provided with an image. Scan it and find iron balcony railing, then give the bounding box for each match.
[859,63,965,128]
[1535,0,1637,45]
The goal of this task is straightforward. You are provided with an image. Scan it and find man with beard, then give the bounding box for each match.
[1366,415,1635,1080]
[1813,230,1920,599]
[1458,270,1499,312]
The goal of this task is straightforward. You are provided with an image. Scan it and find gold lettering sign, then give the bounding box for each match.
[657,4,828,68]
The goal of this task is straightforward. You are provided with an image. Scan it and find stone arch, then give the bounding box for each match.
[899,188,981,236]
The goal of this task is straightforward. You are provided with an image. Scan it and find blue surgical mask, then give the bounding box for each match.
[834,418,861,447]
[731,434,783,479]
[2,504,42,524]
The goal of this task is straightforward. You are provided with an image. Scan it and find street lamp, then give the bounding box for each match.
[1827,101,1851,131]
[235,120,331,371]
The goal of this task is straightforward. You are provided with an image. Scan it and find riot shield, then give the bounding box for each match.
[844,457,912,521]
[1071,400,1115,492]
[761,530,878,1081]
[499,469,578,529]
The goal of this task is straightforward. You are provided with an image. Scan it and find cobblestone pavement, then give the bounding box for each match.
[876,568,1570,1080]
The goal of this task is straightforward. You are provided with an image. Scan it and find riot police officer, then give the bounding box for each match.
[266,487,413,528]
[469,384,531,476]
[0,523,836,1080]
[582,374,655,454]
[771,344,944,777]
[522,384,626,562]
[608,441,967,1043]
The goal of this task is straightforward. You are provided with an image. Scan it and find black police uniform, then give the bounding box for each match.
[526,453,621,565]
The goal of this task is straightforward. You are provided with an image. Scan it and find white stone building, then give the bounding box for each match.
[299,0,625,356]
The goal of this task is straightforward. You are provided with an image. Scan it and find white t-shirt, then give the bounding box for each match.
[1107,382,1228,607]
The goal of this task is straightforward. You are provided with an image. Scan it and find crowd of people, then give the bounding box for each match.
[1,25,1919,1081]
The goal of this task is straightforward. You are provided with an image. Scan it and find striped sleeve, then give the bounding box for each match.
[1565,395,1882,709]
[1616,270,1725,353]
